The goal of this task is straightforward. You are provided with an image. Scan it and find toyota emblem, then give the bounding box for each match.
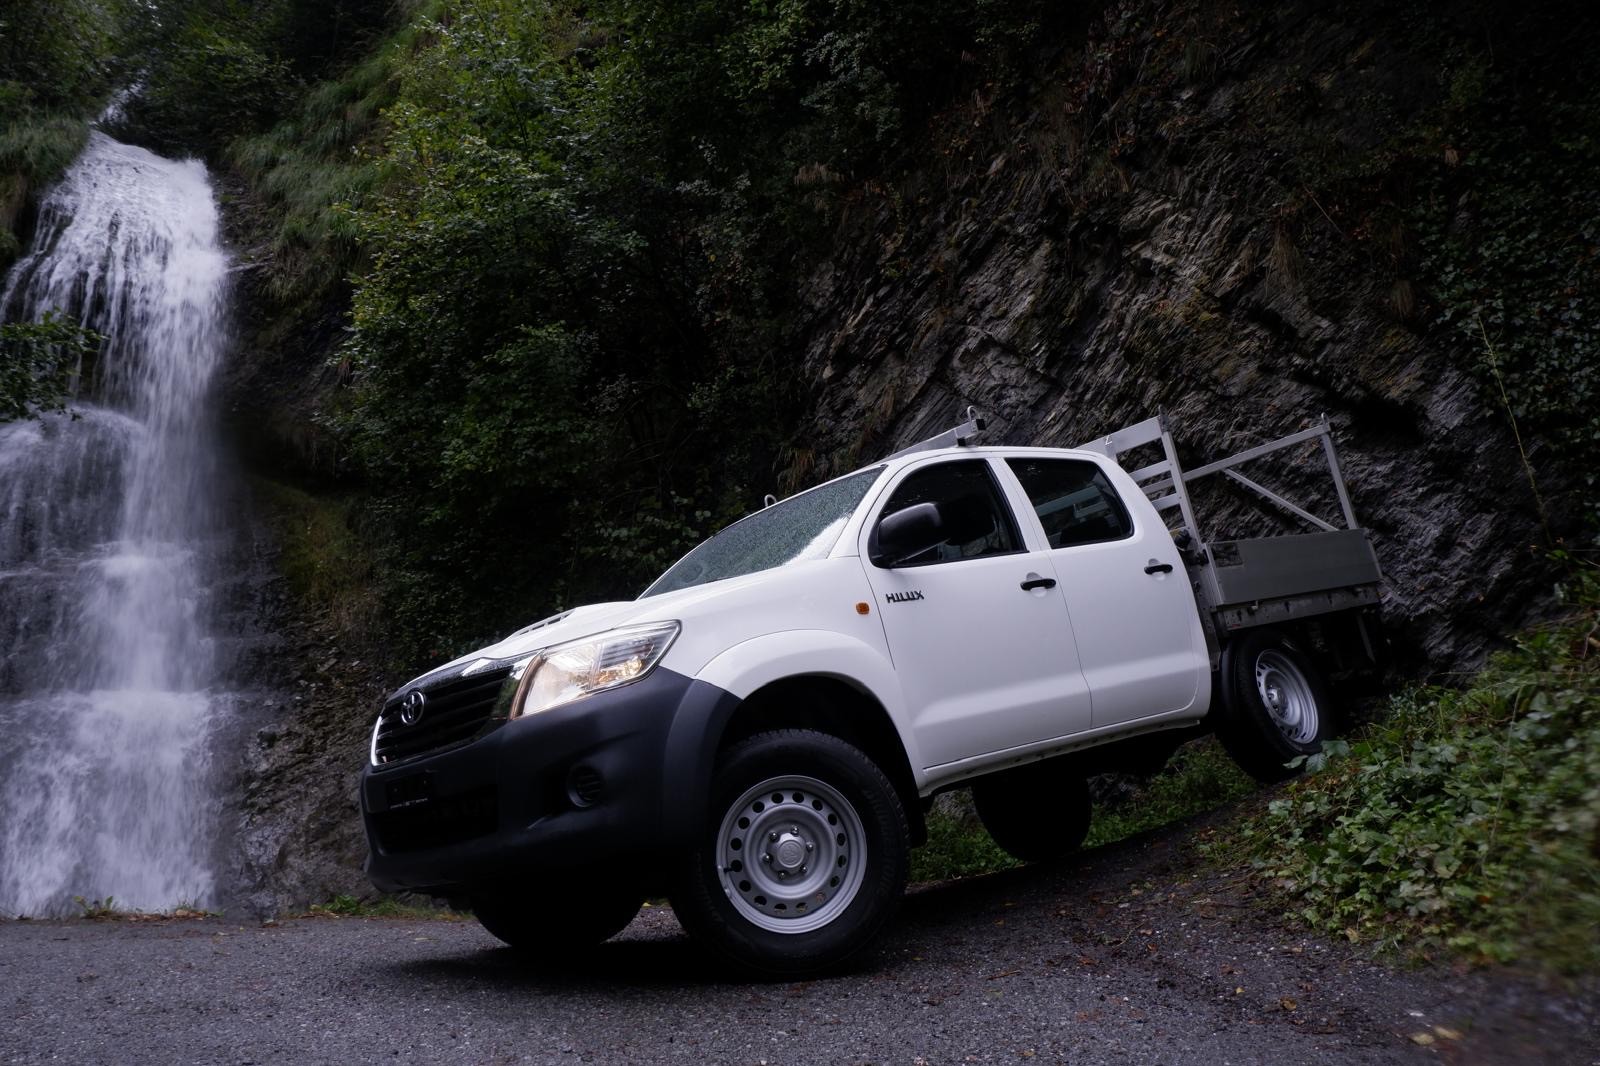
[399,690,427,726]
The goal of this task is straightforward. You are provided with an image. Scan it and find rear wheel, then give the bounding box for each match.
[971,762,1091,862]
[471,883,642,955]
[1216,628,1332,782]
[670,729,909,976]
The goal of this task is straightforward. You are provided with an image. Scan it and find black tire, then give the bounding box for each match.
[971,762,1091,863]
[471,883,642,955]
[1215,628,1333,783]
[669,729,909,977]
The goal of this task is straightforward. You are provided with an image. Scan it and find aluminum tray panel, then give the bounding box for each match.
[1207,529,1381,605]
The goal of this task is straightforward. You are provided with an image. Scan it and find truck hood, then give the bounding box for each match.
[394,571,781,693]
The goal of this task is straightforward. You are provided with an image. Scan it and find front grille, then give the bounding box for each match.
[373,665,513,766]
[371,786,498,853]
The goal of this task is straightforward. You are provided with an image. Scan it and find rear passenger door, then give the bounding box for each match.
[1002,456,1207,727]
[861,458,1092,769]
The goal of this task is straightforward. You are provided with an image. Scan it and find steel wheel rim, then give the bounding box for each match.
[715,774,867,934]
[1255,649,1319,744]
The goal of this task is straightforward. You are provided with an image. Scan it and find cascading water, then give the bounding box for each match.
[0,131,233,915]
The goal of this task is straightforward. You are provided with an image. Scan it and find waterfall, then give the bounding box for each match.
[0,131,232,915]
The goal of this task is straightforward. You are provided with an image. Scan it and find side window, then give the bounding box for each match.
[876,459,1021,565]
[1006,458,1133,548]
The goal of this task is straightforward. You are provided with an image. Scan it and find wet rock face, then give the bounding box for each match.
[791,3,1574,673]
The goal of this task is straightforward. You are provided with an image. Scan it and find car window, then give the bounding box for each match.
[1006,458,1133,548]
[640,466,884,597]
[875,459,1020,566]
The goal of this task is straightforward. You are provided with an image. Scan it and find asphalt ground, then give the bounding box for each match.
[3,822,1595,1066]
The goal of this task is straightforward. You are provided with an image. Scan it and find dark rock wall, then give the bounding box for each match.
[791,2,1574,671]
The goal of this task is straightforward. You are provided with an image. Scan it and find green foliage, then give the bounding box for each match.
[0,116,90,187]
[0,0,124,115]
[118,0,402,156]
[228,34,414,304]
[250,477,380,633]
[1236,566,1600,971]
[911,804,1021,883]
[307,893,463,919]
[1083,740,1256,849]
[1239,1,1600,531]
[910,740,1258,883]
[321,0,1065,656]
[0,313,100,422]
[1410,93,1600,513]
[119,2,298,154]
[0,0,125,226]
[72,895,119,919]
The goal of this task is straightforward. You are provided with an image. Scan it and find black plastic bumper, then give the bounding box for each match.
[360,667,740,895]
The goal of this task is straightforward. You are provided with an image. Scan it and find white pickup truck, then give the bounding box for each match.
[359,411,1383,974]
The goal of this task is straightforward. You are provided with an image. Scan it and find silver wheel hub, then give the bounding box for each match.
[1254,649,1319,745]
[716,774,867,935]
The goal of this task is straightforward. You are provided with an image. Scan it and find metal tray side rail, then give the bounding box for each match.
[1077,414,1383,630]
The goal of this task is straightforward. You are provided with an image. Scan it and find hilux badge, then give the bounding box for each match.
[885,590,925,603]
[399,690,427,726]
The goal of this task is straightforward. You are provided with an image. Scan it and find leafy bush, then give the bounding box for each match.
[0,314,101,422]
[0,0,123,115]
[321,0,1070,656]
[1238,565,1600,971]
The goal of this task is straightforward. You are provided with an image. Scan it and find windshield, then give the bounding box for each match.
[640,467,884,597]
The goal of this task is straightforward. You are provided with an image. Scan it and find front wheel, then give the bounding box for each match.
[669,729,909,976]
[1215,629,1333,782]
[471,883,642,956]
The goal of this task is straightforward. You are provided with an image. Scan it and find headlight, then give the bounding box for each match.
[509,621,680,718]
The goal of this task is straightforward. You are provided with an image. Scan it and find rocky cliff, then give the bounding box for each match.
[791,0,1584,671]
[218,0,1597,910]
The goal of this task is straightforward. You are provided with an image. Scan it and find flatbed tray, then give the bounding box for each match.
[1203,528,1381,606]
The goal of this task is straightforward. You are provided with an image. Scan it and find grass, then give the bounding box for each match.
[0,111,91,268]
[1084,740,1256,848]
[227,7,435,305]
[0,112,89,188]
[303,894,466,920]
[910,738,1259,884]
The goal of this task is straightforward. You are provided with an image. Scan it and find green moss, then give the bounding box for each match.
[249,476,379,634]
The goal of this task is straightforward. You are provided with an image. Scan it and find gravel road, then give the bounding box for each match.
[3,822,1595,1066]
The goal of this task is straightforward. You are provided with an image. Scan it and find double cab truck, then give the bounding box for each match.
[360,411,1384,974]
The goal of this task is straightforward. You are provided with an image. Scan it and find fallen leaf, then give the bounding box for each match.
[1411,1032,1436,1046]
[1280,998,1298,1012]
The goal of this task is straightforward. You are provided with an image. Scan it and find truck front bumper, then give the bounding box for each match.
[359,667,740,896]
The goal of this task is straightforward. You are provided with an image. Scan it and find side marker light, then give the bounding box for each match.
[855,602,871,615]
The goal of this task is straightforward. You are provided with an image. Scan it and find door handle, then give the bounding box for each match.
[1020,576,1057,591]
[1144,562,1175,575]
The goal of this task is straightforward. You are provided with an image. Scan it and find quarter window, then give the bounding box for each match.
[875,460,1020,565]
[1006,458,1133,548]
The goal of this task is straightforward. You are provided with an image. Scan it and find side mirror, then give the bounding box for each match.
[870,502,948,567]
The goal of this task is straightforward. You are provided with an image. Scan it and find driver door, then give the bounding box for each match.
[860,458,1092,770]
